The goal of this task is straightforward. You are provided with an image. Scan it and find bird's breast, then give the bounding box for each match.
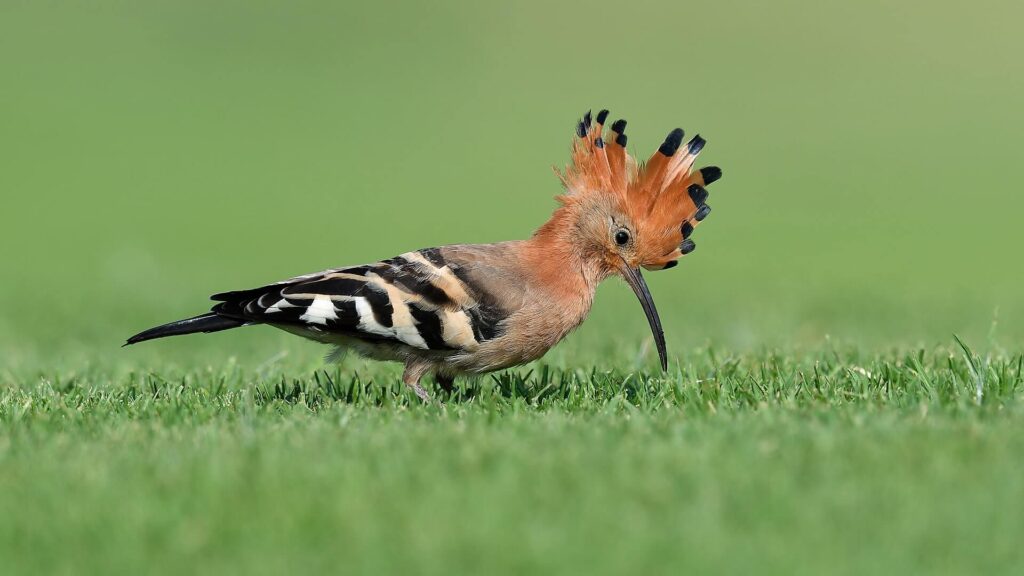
[450,284,596,373]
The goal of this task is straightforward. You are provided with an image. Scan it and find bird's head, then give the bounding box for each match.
[545,109,722,370]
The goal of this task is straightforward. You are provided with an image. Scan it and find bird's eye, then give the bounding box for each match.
[614,229,630,246]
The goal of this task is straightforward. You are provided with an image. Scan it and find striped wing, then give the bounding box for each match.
[209,249,506,352]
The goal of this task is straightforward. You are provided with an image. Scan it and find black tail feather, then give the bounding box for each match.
[124,313,245,346]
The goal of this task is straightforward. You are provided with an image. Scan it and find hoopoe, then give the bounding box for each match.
[126,110,722,400]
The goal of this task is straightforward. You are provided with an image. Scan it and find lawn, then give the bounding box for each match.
[3,343,1023,574]
[2,1,1024,574]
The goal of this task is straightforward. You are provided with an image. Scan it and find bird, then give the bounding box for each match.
[126,109,722,400]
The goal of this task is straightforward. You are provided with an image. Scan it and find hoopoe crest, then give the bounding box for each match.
[126,109,723,400]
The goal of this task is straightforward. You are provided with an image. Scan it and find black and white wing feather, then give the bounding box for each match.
[208,249,506,352]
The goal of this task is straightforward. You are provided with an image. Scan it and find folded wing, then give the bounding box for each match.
[209,248,507,352]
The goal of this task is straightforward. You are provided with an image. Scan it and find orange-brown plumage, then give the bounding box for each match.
[556,112,715,272]
[126,109,723,401]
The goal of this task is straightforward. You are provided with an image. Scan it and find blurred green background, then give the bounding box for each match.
[1,0,1022,362]
[4,3,1024,575]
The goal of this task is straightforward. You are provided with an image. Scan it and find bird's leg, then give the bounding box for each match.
[436,373,455,393]
[402,362,432,402]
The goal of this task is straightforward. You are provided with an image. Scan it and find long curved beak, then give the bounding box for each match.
[618,259,668,371]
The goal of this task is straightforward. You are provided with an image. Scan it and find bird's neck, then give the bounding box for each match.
[522,206,607,303]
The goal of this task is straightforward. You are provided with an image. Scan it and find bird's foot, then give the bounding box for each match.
[409,382,432,402]
[403,363,434,403]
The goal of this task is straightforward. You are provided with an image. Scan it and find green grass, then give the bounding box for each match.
[3,0,1024,573]
[3,342,1024,574]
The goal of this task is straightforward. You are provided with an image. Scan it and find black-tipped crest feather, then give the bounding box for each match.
[688,183,709,206]
[681,221,694,240]
[700,166,722,185]
[687,135,706,155]
[658,128,685,156]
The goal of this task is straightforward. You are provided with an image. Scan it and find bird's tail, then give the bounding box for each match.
[124,313,246,346]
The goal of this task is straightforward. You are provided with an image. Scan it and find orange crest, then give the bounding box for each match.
[556,110,721,270]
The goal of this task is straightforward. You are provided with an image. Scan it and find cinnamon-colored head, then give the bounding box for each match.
[555,110,721,273]
[542,109,724,370]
